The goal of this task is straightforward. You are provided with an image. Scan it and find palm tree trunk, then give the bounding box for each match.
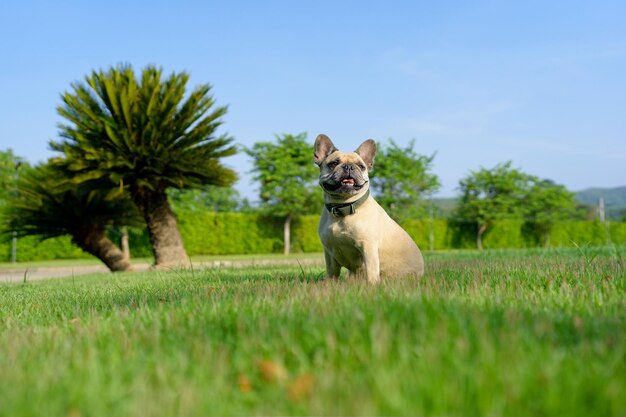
[477,223,488,250]
[284,214,292,256]
[132,186,190,268]
[72,225,133,272]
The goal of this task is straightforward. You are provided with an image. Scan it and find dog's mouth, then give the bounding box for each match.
[321,176,366,194]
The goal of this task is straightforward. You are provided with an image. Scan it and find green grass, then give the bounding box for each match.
[1,248,625,416]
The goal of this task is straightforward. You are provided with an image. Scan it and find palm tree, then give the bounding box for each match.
[51,64,237,267]
[3,163,141,272]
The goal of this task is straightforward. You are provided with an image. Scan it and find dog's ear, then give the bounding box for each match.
[355,139,377,169]
[314,134,338,166]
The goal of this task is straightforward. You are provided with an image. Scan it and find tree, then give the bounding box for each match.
[0,149,26,205]
[0,149,28,262]
[369,139,440,220]
[51,64,237,267]
[168,185,242,214]
[246,133,319,255]
[456,161,530,250]
[3,162,141,271]
[524,178,577,247]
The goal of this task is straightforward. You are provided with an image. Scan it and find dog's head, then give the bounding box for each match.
[314,134,376,198]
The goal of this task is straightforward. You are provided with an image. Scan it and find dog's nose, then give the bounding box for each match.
[343,164,355,172]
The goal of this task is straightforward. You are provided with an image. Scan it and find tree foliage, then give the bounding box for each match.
[369,139,440,220]
[2,162,141,271]
[456,161,531,249]
[50,64,237,267]
[247,132,319,215]
[168,186,243,213]
[0,149,27,206]
[52,64,237,191]
[524,179,577,246]
[246,132,319,254]
[456,161,579,249]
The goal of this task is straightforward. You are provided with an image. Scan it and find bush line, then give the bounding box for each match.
[2,212,625,262]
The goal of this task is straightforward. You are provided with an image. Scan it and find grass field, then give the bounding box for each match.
[1,247,625,416]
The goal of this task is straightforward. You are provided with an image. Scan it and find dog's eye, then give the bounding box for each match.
[358,164,366,170]
[327,161,339,168]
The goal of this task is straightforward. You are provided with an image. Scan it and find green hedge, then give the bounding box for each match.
[127,212,323,258]
[0,235,90,263]
[2,213,625,262]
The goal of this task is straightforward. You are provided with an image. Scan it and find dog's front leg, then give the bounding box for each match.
[361,242,381,284]
[324,250,342,279]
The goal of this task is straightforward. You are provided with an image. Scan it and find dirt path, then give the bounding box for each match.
[0,258,324,284]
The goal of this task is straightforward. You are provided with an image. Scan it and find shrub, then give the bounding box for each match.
[3,213,626,262]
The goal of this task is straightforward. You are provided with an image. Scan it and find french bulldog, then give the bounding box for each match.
[314,134,424,284]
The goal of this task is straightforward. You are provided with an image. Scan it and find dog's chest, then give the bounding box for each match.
[319,215,367,267]
[323,219,360,243]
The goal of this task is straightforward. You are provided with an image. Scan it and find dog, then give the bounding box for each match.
[314,134,424,284]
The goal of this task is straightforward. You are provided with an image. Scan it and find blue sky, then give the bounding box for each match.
[1,1,624,199]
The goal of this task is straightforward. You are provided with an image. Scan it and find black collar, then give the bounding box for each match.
[324,189,370,217]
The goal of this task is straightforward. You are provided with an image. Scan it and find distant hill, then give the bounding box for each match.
[575,186,626,220]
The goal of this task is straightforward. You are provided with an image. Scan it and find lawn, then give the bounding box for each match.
[0,247,624,416]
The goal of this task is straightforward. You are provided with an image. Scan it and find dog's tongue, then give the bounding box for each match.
[342,179,355,185]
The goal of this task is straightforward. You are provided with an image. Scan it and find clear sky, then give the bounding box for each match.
[1,1,624,199]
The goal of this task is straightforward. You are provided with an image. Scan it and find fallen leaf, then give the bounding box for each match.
[288,373,315,401]
[258,360,288,383]
[238,374,252,393]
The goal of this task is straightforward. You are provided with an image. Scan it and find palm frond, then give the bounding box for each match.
[3,162,142,240]
[52,64,237,192]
